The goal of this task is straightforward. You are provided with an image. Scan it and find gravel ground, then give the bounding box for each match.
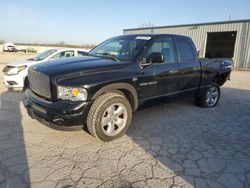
[0,53,250,188]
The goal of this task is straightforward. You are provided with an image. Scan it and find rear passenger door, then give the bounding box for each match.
[175,36,201,96]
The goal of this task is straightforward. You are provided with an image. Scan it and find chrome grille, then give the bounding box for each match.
[28,69,51,98]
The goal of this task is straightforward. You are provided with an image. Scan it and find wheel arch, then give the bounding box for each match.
[92,83,138,111]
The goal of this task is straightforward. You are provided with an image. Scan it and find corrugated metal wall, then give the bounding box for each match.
[124,21,250,68]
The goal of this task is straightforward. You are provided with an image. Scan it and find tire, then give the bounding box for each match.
[23,77,29,91]
[195,83,220,108]
[87,93,132,141]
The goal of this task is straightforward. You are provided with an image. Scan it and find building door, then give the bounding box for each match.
[205,31,237,59]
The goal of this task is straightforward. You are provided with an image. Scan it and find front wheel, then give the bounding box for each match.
[87,93,132,141]
[22,77,29,92]
[195,84,220,108]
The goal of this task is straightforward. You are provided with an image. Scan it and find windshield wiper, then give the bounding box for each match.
[95,53,120,62]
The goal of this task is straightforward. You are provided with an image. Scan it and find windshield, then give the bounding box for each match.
[29,49,57,61]
[89,36,150,61]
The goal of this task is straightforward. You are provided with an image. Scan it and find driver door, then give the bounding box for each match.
[138,36,180,100]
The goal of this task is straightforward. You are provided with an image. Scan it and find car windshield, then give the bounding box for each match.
[89,36,150,61]
[29,49,57,61]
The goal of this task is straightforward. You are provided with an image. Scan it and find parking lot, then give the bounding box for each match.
[0,53,250,188]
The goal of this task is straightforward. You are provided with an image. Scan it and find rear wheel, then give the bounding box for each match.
[195,84,220,108]
[87,93,132,141]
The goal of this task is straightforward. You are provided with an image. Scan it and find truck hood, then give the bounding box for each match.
[30,56,128,78]
[7,60,41,67]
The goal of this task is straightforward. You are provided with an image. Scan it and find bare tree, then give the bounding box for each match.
[0,39,6,44]
[82,43,96,49]
[57,41,66,46]
[139,22,155,28]
[14,41,96,49]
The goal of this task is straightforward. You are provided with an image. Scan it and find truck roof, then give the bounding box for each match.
[122,34,190,39]
[47,47,88,52]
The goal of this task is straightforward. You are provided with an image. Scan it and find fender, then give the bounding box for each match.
[92,83,138,111]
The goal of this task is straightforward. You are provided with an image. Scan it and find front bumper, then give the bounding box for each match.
[3,74,25,88]
[24,88,92,130]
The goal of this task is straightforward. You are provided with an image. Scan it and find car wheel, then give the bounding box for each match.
[195,84,220,108]
[23,77,29,91]
[87,93,132,141]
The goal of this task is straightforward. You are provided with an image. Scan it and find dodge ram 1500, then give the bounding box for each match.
[24,34,231,141]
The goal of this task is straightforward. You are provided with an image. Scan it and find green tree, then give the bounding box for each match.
[0,39,6,44]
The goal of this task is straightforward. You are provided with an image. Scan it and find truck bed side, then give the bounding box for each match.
[199,58,231,88]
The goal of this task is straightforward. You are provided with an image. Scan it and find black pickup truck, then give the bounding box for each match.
[24,34,231,141]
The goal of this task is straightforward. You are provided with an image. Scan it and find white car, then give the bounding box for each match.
[3,48,88,89]
[3,42,17,52]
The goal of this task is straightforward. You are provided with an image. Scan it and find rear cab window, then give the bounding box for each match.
[175,37,195,62]
[77,51,88,56]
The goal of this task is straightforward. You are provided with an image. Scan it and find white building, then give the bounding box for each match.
[124,19,250,69]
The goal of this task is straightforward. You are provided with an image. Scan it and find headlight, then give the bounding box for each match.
[6,65,27,75]
[57,86,87,101]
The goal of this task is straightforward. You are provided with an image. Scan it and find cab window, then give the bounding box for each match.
[175,37,195,61]
[77,51,88,56]
[89,36,148,61]
[52,50,75,60]
[147,37,175,63]
[96,41,123,56]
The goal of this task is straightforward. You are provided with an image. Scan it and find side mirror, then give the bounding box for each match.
[148,52,164,64]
